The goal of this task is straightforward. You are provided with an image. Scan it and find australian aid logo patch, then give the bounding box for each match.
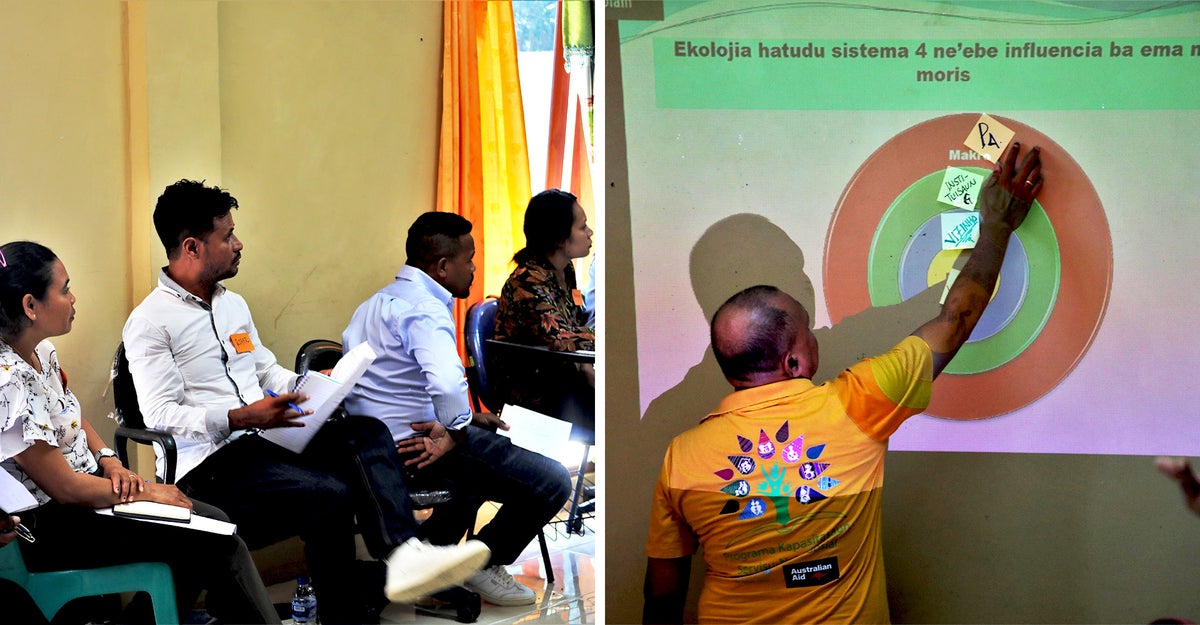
[783,557,840,588]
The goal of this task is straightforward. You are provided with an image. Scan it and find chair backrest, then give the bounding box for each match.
[0,542,31,586]
[295,339,344,373]
[112,343,146,429]
[463,298,500,413]
[0,541,178,624]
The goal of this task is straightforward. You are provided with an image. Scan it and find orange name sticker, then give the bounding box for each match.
[230,333,255,354]
[571,289,584,307]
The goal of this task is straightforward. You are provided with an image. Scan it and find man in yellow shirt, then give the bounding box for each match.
[644,143,1044,624]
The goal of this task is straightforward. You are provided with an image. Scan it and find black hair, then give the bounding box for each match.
[513,189,578,265]
[710,285,799,382]
[0,241,59,338]
[153,179,239,258]
[405,212,474,268]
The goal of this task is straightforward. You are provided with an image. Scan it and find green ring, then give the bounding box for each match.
[866,170,1060,374]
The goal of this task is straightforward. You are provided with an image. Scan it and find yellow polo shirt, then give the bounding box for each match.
[647,336,933,624]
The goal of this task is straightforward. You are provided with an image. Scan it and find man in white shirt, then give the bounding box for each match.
[342,212,572,607]
[122,180,490,625]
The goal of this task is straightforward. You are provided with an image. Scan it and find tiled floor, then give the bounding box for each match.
[270,517,595,625]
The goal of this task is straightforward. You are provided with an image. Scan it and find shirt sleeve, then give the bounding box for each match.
[646,444,699,559]
[837,335,934,441]
[0,362,58,462]
[122,314,233,444]
[388,299,472,431]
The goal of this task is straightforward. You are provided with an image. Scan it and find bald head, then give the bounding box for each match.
[711,285,818,389]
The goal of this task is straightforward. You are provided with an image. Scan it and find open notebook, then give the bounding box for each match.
[260,342,377,454]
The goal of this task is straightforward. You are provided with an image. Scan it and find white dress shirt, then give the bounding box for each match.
[342,264,472,442]
[122,270,298,481]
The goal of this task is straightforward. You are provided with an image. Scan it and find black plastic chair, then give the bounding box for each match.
[295,340,481,622]
[293,339,454,506]
[111,342,178,484]
[463,298,596,538]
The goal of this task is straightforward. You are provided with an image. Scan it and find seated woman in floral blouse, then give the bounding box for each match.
[494,189,595,442]
[0,240,278,624]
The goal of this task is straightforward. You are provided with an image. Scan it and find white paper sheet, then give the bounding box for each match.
[96,506,237,535]
[0,470,38,514]
[496,404,573,461]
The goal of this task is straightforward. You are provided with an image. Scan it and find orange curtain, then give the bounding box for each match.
[438,0,532,358]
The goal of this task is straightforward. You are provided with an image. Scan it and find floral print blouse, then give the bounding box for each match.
[495,256,595,352]
[0,339,95,505]
[493,257,595,413]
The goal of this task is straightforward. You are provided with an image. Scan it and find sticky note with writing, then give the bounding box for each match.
[938,166,987,210]
[941,211,981,250]
[230,332,255,354]
[962,113,1015,163]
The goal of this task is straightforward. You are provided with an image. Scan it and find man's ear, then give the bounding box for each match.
[784,352,812,379]
[433,256,450,278]
[181,236,201,259]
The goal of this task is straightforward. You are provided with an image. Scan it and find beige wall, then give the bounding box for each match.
[2,0,444,474]
[0,0,131,440]
[144,0,444,358]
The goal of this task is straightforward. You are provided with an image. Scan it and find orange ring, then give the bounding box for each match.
[824,114,1112,420]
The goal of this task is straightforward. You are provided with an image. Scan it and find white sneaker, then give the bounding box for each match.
[384,537,491,603]
[463,564,536,606]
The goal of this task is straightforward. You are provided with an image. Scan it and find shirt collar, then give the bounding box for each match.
[157,268,226,305]
[701,378,817,424]
[396,264,453,309]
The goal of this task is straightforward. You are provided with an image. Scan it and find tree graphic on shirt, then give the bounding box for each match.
[714,420,839,530]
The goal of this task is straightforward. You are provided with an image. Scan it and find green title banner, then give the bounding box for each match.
[653,38,1200,110]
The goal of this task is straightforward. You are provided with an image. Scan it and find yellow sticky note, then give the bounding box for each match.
[963,113,1015,163]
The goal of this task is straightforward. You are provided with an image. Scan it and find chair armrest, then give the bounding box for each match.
[113,426,178,485]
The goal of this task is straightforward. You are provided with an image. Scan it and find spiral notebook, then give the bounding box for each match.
[260,342,377,454]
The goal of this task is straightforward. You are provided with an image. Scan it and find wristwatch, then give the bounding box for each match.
[95,447,118,462]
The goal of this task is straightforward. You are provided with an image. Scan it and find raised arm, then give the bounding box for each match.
[914,142,1043,378]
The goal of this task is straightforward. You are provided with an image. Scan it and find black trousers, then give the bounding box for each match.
[178,415,420,624]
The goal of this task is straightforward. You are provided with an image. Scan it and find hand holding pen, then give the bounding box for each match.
[265,388,305,414]
[228,390,311,430]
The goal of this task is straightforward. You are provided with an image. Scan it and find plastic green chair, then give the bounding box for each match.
[0,542,178,624]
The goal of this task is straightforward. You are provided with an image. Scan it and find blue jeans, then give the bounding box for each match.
[408,425,572,566]
[178,415,417,624]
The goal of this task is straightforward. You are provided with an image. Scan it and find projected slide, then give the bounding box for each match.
[619,1,1200,455]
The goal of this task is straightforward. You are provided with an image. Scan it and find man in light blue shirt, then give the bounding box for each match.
[343,212,572,607]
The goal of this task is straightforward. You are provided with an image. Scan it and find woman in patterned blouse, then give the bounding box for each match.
[0,240,278,623]
[494,189,595,441]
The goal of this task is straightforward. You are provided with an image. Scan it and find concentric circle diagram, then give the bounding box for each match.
[823,114,1112,420]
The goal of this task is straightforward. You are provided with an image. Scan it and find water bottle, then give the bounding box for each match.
[291,575,318,624]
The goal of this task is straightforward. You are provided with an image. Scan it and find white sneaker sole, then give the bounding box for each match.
[385,542,491,604]
[465,585,536,607]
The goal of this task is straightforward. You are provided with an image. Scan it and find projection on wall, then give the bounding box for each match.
[618,0,1200,455]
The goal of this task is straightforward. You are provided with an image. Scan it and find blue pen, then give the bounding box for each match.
[264,388,304,413]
